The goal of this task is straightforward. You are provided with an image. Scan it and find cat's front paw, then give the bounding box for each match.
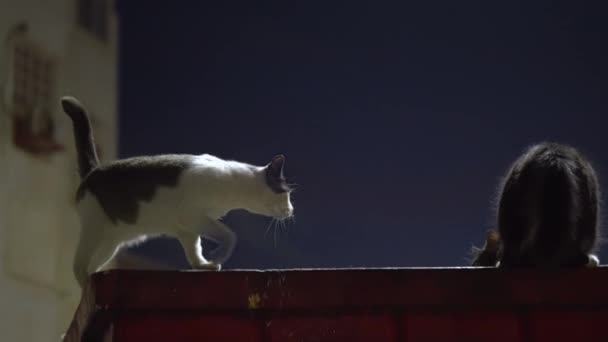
[195,262,222,271]
[209,247,233,265]
[586,254,600,268]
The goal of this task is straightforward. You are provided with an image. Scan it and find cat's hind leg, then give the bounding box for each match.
[73,228,115,288]
[203,220,237,266]
[86,238,120,275]
[73,233,95,288]
[176,231,220,270]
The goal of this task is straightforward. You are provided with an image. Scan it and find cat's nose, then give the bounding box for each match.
[277,207,293,219]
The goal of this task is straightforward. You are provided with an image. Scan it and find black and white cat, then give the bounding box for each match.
[62,96,294,287]
[472,142,600,268]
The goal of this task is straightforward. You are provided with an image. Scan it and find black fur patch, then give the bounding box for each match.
[471,230,501,267]
[496,142,600,268]
[77,155,192,224]
[265,155,291,193]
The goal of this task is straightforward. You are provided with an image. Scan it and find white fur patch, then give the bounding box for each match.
[587,254,600,268]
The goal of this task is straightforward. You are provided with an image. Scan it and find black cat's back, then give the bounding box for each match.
[497,142,600,267]
[76,155,194,224]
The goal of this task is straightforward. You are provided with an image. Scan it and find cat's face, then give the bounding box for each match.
[250,155,294,219]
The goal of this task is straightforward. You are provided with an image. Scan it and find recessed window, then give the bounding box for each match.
[77,0,108,41]
[12,40,55,120]
[10,38,63,155]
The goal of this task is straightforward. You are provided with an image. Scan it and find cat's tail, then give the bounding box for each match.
[61,96,99,179]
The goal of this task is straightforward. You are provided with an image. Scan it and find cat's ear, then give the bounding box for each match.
[267,155,285,178]
[265,155,291,193]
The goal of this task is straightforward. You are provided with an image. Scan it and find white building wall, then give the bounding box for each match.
[0,0,118,340]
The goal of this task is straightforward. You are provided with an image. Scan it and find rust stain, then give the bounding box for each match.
[248,293,262,309]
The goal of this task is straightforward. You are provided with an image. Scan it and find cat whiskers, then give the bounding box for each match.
[264,216,296,248]
[280,215,295,237]
[264,217,282,248]
[275,217,288,248]
[287,215,296,234]
[264,218,277,238]
[280,215,297,246]
[274,219,279,248]
[287,183,299,193]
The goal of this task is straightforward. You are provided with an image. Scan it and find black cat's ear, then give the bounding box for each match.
[267,155,285,178]
[265,155,290,193]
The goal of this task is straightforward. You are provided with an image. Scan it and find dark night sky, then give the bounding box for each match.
[117,1,608,268]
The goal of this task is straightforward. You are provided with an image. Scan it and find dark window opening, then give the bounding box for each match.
[77,0,108,41]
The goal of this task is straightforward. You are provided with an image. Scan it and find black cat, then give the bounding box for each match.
[472,142,600,268]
